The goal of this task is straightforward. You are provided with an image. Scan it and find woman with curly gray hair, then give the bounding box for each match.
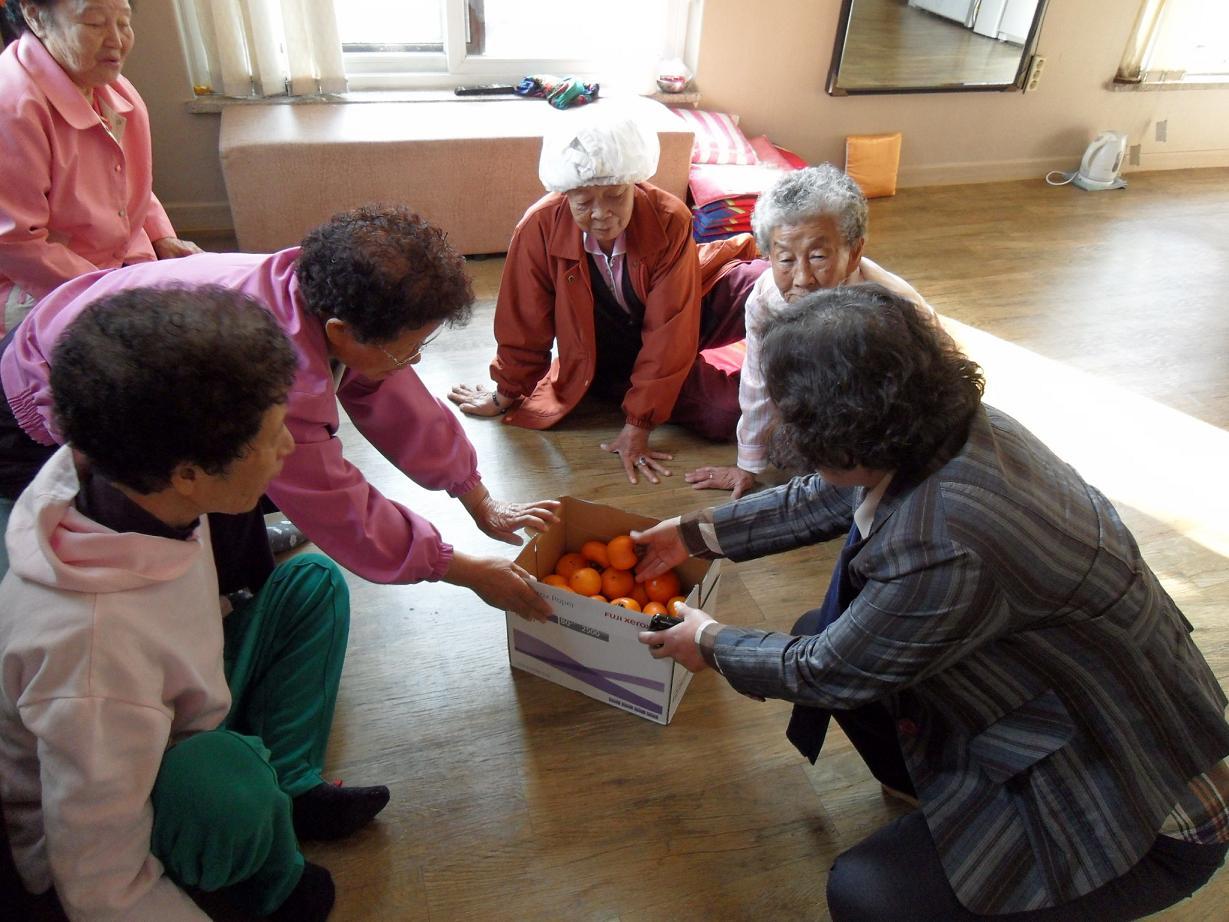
[0,204,559,620]
[636,285,1229,920]
[685,163,931,499]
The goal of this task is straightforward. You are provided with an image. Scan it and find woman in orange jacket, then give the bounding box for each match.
[450,107,761,485]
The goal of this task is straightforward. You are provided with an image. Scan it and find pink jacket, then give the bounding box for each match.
[0,249,481,584]
[0,33,175,332]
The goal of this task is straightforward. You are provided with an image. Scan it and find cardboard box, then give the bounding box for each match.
[505,497,722,724]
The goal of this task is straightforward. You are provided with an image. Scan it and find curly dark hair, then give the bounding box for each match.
[763,285,984,475]
[295,205,474,344]
[50,286,299,494]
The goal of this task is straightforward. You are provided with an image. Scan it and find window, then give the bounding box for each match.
[1117,0,1229,85]
[338,0,696,93]
[179,0,697,98]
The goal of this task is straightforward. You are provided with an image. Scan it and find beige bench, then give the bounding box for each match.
[219,97,694,256]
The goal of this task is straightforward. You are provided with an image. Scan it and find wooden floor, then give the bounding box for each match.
[225,169,1229,920]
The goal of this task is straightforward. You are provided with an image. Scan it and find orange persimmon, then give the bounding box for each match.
[630,582,649,606]
[580,540,610,569]
[644,570,681,604]
[609,597,642,612]
[600,567,635,600]
[642,601,667,616]
[554,552,588,581]
[569,566,603,596]
[606,534,638,571]
[542,574,570,591]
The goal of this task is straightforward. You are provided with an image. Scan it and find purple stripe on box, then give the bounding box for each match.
[513,630,664,715]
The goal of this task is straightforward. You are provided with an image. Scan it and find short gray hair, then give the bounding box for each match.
[752,164,868,252]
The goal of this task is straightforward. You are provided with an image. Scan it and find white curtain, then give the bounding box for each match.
[1117,0,1166,83]
[188,0,347,98]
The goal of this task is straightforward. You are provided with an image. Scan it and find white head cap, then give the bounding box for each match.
[538,107,660,194]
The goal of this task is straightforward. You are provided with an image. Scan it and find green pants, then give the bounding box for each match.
[149,554,350,916]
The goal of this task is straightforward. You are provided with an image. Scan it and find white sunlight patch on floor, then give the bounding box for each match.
[944,317,1229,561]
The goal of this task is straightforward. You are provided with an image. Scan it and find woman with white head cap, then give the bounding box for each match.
[449,105,762,485]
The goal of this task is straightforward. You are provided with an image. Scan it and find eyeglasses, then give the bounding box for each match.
[378,329,442,369]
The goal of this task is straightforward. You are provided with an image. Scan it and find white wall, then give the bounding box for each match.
[122,0,1229,232]
[695,0,1229,186]
[122,2,230,232]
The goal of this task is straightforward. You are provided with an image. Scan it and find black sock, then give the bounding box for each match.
[270,861,334,922]
[292,782,390,841]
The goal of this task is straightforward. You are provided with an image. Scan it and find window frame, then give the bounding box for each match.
[1115,0,1229,88]
[339,0,696,92]
[174,0,699,99]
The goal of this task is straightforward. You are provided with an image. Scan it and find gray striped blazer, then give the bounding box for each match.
[706,406,1229,914]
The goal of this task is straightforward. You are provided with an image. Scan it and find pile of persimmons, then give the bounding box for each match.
[542,534,686,615]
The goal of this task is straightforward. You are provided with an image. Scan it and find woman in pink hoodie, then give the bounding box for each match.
[0,287,382,921]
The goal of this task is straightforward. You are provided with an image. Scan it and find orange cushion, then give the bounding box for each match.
[845,132,902,199]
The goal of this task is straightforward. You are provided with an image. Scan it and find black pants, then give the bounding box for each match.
[785,525,916,795]
[827,810,1228,921]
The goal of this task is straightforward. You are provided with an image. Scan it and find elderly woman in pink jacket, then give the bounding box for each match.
[0,0,200,332]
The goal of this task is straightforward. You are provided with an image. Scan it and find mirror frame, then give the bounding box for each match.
[826,0,1051,96]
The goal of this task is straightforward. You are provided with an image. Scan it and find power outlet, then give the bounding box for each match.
[1025,54,1046,92]
[1155,119,1168,142]
[1129,144,1141,166]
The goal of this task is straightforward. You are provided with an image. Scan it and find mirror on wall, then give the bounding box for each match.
[828,0,1049,95]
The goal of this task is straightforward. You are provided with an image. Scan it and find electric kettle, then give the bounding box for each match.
[1046,131,1128,191]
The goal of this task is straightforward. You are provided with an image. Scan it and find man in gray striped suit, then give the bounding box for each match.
[635,286,1229,919]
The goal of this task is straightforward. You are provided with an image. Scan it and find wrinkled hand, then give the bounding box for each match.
[638,600,714,672]
[469,493,561,546]
[684,464,756,499]
[447,383,506,418]
[445,551,552,621]
[600,423,672,485]
[152,236,204,260]
[630,517,688,581]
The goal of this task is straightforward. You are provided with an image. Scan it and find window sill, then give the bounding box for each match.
[1109,76,1229,93]
[188,89,510,113]
[187,87,698,114]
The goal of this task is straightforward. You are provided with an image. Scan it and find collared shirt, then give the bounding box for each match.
[853,471,893,537]
[582,231,630,313]
[1160,759,1229,844]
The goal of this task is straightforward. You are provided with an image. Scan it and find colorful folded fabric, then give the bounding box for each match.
[515,75,600,109]
[688,136,808,242]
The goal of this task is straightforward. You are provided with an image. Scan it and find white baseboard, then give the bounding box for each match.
[162,201,234,236]
[1136,149,1229,171]
[898,158,1071,187]
[898,150,1229,188]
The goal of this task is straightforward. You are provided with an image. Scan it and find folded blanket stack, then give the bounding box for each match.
[672,109,807,243]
